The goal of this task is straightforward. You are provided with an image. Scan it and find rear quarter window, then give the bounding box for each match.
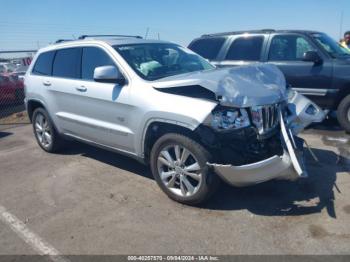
[188,37,226,60]
[32,51,55,76]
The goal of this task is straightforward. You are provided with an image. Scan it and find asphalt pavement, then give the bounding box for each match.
[0,121,349,256]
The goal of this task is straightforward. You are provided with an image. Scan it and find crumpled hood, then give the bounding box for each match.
[153,64,288,107]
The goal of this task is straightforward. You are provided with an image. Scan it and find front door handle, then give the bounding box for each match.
[76,86,87,92]
[43,81,51,86]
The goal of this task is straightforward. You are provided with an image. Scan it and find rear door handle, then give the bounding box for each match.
[43,81,51,86]
[75,86,87,92]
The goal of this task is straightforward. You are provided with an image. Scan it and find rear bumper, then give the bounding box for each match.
[207,113,307,187]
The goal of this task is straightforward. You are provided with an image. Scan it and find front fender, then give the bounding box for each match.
[137,110,216,158]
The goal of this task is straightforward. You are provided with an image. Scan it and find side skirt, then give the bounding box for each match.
[63,133,146,165]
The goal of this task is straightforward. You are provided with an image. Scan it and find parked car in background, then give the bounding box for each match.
[0,72,25,105]
[0,62,16,74]
[25,35,324,205]
[189,30,350,132]
[13,65,29,80]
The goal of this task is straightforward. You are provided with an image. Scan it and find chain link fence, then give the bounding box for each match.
[0,50,36,125]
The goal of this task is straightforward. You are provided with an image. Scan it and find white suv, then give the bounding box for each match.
[24,35,325,205]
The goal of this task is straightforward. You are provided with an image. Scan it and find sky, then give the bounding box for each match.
[1,0,350,51]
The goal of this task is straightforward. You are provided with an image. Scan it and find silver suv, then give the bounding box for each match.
[24,35,325,205]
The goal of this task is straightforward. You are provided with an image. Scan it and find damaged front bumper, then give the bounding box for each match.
[207,112,307,187]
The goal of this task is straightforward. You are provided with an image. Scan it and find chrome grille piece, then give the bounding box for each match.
[250,104,280,134]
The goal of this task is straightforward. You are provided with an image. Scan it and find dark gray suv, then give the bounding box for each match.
[189,30,350,132]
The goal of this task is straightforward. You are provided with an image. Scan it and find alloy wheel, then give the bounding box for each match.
[35,113,52,148]
[157,144,202,197]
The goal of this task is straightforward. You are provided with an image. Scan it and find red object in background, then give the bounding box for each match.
[22,57,32,66]
[0,73,24,105]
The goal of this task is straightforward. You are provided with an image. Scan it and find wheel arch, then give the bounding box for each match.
[336,85,350,107]
[142,120,201,163]
[26,99,61,135]
[26,99,47,122]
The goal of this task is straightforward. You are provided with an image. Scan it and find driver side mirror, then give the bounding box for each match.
[93,65,125,85]
[303,51,322,64]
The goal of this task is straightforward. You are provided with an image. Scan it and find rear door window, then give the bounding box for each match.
[225,36,264,61]
[52,48,81,79]
[268,35,315,61]
[32,51,55,76]
[81,47,115,80]
[188,37,226,60]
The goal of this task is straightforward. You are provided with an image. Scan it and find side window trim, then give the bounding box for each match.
[260,34,272,62]
[220,35,236,61]
[216,36,232,61]
[211,37,228,61]
[51,51,57,76]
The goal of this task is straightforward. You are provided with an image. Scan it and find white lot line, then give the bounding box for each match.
[0,205,70,262]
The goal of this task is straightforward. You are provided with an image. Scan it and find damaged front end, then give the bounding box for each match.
[154,63,326,186]
[203,91,325,187]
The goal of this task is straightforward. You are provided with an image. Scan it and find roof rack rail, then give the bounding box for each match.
[78,34,142,40]
[55,39,74,43]
[202,29,276,37]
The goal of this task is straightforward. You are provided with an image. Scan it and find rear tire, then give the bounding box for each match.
[337,95,350,133]
[32,107,65,153]
[150,133,220,205]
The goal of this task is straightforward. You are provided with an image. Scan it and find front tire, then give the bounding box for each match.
[150,133,220,205]
[32,107,65,153]
[337,94,350,133]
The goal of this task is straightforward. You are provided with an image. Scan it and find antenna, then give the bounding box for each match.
[144,27,150,39]
[339,10,344,40]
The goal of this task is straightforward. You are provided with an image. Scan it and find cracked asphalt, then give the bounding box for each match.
[0,120,349,255]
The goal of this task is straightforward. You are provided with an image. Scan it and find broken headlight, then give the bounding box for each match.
[210,107,250,130]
